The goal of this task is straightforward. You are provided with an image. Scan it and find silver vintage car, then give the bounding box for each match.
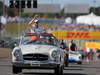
[12,33,65,75]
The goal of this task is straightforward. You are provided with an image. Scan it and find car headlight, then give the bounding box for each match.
[51,50,60,60]
[13,49,23,61]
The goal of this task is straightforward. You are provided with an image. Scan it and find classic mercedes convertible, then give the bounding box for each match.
[12,33,65,75]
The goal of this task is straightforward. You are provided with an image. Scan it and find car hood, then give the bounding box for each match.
[19,45,57,55]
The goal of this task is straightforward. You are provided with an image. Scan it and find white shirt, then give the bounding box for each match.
[31,26,45,34]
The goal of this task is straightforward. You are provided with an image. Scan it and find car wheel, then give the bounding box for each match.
[65,61,68,67]
[77,62,82,65]
[54,65,63,75]
[12,66,22,74]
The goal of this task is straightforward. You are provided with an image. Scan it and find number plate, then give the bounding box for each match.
[30,62,40,66]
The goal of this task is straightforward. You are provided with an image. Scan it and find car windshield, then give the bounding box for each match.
[20,34,58,46]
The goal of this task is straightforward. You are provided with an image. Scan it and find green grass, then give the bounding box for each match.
[6,22,28,34]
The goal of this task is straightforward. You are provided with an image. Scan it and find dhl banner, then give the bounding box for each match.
[52,31,100,40]
[85,42,100,49]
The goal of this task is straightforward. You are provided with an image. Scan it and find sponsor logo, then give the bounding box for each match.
[66,32,91,39]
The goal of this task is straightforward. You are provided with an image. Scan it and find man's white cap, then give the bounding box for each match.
[34,19,39,23]
[28,19,39,25]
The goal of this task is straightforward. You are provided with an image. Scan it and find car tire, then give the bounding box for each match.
[77,62,82,65]
[54,65,63,75]
[12,66,22,74]
[65,61,68,67]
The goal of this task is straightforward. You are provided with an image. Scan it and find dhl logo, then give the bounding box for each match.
[66,32,91,39]
[52,31,100,40]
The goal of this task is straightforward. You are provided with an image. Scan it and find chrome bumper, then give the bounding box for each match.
[12,60,60,69]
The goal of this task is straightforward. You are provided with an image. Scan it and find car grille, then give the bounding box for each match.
[23,54,48,61]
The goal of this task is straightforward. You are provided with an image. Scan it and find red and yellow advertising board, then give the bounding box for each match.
[52,31,100,40]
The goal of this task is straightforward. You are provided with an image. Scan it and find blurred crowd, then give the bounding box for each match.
[83,48,100,62]
[1,15,100,32]
[49,24,100,31]
[61,40,100,62]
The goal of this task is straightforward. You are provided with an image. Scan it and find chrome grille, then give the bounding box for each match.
[23,54,48,61]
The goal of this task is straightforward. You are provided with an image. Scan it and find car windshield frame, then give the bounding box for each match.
[20,33,59,46]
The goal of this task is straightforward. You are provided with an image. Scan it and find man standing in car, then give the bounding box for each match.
[28,15,45,34]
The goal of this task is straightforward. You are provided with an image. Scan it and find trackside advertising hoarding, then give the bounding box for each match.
[52,31,100,40]
[86,42,100,49]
